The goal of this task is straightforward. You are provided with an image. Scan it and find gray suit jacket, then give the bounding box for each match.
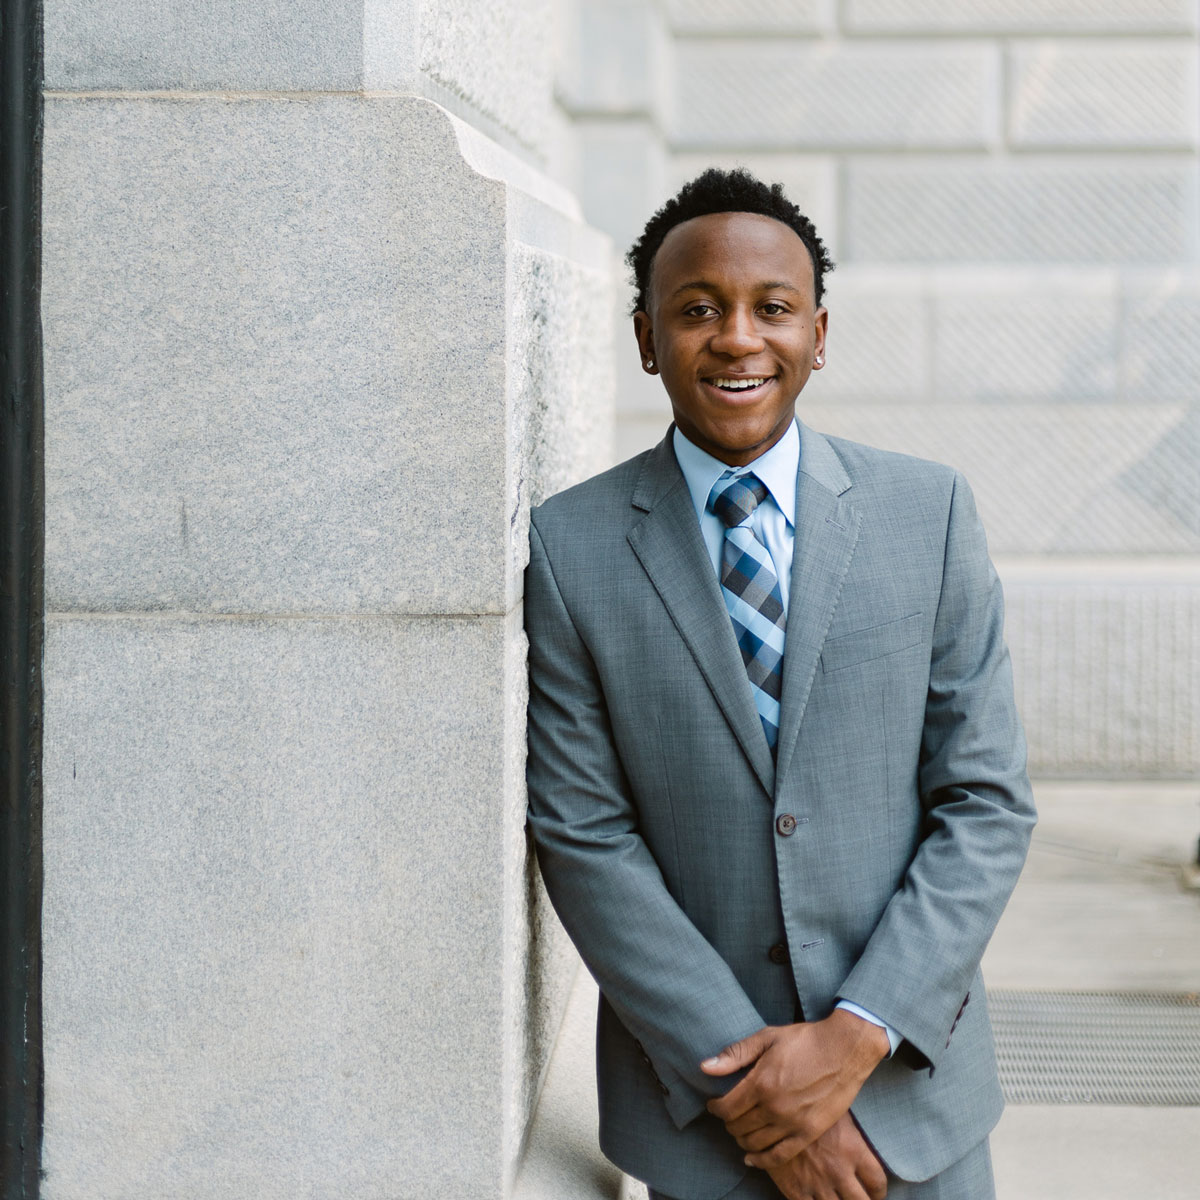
[525,423,1035,1199]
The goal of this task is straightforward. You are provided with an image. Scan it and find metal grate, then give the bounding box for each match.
[989,989,1200,1105]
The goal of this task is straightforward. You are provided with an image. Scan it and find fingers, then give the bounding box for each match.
[840,1179,873,1200]
[857,1150,888,1200]
[732,1122,788,1154]
[700,1026,775,1076]
[746,1131,815,1170]
[845,1116,888,1200]
[706,1072,762,1122]
[725,1107,771,1139]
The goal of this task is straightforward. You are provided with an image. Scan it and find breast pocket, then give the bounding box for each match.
[819,612,924,674]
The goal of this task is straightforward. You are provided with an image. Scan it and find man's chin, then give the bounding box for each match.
[678,418,793,466]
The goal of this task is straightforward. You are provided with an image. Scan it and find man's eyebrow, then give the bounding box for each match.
[669,279,802,298]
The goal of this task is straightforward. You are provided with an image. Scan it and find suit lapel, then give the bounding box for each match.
[774,425,862,789]
[627,435,776,796]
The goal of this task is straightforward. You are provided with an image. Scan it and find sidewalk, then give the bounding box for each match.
[515,782,1200,1199]
[985,781,1200,1200]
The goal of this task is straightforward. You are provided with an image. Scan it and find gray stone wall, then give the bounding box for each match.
[41,4,611,1196]
[561,0,1200,778]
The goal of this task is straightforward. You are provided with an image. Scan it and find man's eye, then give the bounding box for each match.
[684,304,715,317]
[761,302,787,316]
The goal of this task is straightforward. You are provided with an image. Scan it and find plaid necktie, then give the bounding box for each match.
[709,471,786,753]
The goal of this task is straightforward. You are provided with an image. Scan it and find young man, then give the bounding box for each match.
[525,169,1035,1200]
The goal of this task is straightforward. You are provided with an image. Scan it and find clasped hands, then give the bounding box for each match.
[700,1009,891,1200]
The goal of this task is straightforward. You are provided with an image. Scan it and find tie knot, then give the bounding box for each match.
[710,472,768,529]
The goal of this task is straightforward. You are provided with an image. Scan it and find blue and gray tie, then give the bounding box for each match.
[709,471,786,752]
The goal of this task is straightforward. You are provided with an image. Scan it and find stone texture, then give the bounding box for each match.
[45,0,559,161]
[44,0,368,90]
[808,268,928,401]
[843,0,1198,33]
[420,0,557,158]
[575,121,671,252]
[672,42,998,149]
[557,1,669,118]
[508,241,616,589]
[1009,42,1199,149]
[43,96,610,617]
[664,0,832,34]
[42,97,504,616]
[1000,564,1200,777]
[845,159,1198,262]
[931,273,1119,401]
[42,610,564,1199]
[512,967,625,1200]
[798,403,1200,554]
[1122,275,1200,401]
[502,612,579,1178]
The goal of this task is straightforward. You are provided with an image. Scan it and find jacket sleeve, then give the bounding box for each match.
[525,516,767,1128]
[836,471,1037,1070]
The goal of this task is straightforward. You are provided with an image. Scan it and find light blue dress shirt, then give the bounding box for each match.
[672,420,902,1057]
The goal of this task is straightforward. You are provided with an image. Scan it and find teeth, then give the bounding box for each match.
[712,377,767,390]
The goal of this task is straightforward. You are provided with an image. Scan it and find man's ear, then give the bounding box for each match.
[812,306,828,369]
[633,311,657,374]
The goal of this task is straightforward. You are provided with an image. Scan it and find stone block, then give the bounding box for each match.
[42,95,610,617]
[557,0,669,118]
[421,0,557,159]
[1009,42,1199,149]
[845,159,1198,262]
[575,120,671,250]
[807,268,929,401]
[1122,274,1200,401]
[1000,562,1200,777]
[798,402,1200,554]
[45,0,368,90]
[664,0,833,34]
[842,0,1197,34]
[42,610,567,1198]
[45,1,558,161]
[931,272,1119,401]
[509,242,617,516]
[669,154,838,257]
[672,41,998,149]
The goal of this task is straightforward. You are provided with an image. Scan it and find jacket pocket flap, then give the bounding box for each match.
[820,612,924,674]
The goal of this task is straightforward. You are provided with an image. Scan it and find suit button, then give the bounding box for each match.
[776,813,797,836]
[768,943,790,965]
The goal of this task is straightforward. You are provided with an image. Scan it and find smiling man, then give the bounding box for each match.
[525,169,1035,1200]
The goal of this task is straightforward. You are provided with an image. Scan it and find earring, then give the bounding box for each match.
[814,356,823,366]
[645,359,655,370]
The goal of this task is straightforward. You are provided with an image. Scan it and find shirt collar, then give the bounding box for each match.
[673,420,800,527]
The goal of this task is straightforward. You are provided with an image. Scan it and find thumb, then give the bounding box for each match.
[700,1027,774,1075]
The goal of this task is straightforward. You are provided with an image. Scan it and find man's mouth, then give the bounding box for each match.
[708,376,772,392]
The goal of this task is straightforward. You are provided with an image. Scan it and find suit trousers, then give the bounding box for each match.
[647,1135,994,1200]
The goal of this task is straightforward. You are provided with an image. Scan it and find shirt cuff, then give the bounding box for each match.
[835,1000,901,1057]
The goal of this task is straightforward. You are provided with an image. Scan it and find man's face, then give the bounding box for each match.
[634,211,827,467]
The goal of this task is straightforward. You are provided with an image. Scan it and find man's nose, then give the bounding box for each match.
[710,307,765,356]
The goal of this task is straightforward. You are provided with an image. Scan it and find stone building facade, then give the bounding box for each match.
[37,2,1199,1198]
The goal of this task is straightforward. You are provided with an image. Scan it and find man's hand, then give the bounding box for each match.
[701,1009,890,1168]
[764,1112,888,1200]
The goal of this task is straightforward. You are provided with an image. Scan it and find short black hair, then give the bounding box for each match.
[626,167,834,314]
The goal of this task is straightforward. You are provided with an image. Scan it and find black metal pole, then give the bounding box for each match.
[0,0,44,1194]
